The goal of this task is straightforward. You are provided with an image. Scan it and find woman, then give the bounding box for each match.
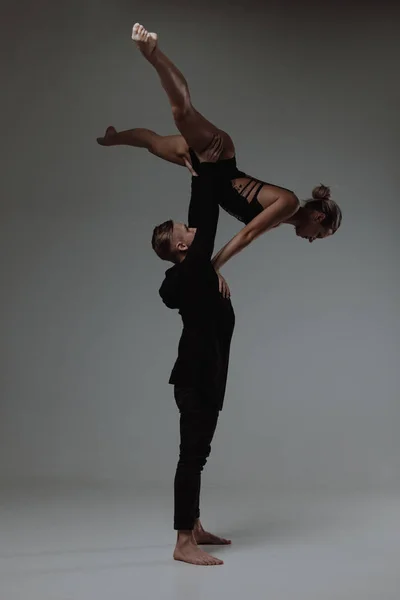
[98,23,342,272]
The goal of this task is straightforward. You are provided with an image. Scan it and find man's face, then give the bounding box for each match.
[172,222,197,252]
[295,211,333,243]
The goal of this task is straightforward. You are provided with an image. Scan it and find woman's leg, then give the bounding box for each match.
[132,23,235,159]
[97,126,196,171]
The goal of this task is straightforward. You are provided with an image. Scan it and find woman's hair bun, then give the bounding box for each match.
[312,184,331,201]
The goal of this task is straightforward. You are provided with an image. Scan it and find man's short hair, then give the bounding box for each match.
[151,219,176,262]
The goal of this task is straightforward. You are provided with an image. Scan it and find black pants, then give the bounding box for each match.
[173,386,220,531]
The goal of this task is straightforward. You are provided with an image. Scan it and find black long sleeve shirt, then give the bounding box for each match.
[159,167,235,409]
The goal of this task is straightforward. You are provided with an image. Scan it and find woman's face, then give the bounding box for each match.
[295,211,333,243]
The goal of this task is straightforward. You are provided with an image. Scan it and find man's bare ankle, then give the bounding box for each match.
[176,529,195,544]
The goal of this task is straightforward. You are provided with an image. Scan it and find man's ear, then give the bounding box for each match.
[176,241,188,252]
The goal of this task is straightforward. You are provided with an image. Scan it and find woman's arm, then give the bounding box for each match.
[212,193,299,270]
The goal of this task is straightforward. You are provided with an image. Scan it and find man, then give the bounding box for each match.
[152,136,235,566]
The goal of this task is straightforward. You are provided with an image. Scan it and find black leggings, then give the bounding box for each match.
[174,386,220,530]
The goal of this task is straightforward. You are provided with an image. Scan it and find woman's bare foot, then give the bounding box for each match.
[97,126,117,146]
[193,519,232,546]
[131,23,158,59]
[174,531,223,566]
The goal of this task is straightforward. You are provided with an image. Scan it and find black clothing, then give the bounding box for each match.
[173,386,220,530]
[159,164,235,411]
[159,161,236,531]
[189,148,264,225]
[188,149,295,226]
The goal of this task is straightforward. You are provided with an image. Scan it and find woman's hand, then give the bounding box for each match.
[216,270,231,299]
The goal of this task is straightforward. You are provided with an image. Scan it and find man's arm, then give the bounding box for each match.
[212,193,299,270]
[183,136,224,265]
[184,175,220,264]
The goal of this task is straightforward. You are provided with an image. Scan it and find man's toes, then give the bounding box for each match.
[206,554,221,565]
[215,535,230,544]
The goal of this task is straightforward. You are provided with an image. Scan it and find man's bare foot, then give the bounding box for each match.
[194,530,232,545]
[131,23,158,59]
[194,519,232,546]
[97,126,117,146]
[174,531,223,566]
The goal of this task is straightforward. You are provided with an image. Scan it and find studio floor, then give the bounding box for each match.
[1,484,399,600]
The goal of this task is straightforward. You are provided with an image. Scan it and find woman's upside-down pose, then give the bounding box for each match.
[97,23,342,271]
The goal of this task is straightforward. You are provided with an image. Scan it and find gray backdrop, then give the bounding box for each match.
[1,0,399,494]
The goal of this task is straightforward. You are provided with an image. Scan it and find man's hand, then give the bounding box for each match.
[182,155,198,176]
[196,134,224,164]
[216,270,231,299]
